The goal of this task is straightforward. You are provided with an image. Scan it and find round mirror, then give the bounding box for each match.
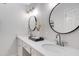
[49,3,79,34]
[28,16,37,31]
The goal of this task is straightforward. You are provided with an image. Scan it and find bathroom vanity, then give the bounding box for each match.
[16,3,79,56]
[17,36,44,56]
[16,35,79,56]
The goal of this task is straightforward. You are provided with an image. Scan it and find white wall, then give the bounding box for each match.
[0,3,27,55]
[29,3,79,50]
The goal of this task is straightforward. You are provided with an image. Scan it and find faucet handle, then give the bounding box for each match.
[55,40,59,45]
[61,41,64,46]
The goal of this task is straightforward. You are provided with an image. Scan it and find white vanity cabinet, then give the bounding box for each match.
[17,36,79,56]
[17,36,43,56]
[22,42,31,54]
[17,37,31,56]
[23,42,43,56]
[31,48,43,56]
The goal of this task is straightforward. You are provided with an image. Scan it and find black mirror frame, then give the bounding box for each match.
[49,3,79,34]
[28,16,37,31]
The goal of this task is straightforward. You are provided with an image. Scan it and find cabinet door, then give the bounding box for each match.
[23,47,31,56]
[23,42,31,56]
[31,48,43,56]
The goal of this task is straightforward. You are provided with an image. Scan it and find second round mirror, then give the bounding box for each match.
[49,3,79,34]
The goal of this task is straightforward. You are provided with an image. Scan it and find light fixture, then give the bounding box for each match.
[32,8,39,16]
[26,7,35,13]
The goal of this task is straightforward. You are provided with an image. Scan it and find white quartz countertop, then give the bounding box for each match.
[17,35,79,56]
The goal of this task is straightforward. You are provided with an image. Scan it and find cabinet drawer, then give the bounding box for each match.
[23,42,31,54]
[31,48,43,56]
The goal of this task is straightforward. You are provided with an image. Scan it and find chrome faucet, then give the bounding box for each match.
[56,33,64,46]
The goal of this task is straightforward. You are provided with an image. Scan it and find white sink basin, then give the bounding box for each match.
[42,44,63,53]
[42,43,79,55]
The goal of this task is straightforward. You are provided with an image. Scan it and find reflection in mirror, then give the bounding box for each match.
[49,3,79,34]
[28,16,37,31]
